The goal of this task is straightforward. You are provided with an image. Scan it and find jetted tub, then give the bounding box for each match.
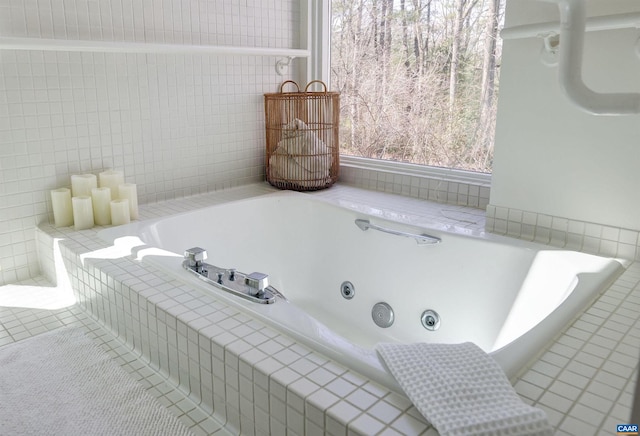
[98,190,625,391]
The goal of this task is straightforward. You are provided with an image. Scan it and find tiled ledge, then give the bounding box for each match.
[339,158,491,210]
[35,183,640,435]
[486,204,640,261]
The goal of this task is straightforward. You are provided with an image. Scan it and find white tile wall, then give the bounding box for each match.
[486,204,640,261]
[0,0,300,48]
[339,165,491,210]
[0,0,301,286]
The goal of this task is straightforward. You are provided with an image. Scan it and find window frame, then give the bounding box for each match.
[305,0,492,187]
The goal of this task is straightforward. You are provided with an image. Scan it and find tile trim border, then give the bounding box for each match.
[339,161,491,210]
[486,204,640,261]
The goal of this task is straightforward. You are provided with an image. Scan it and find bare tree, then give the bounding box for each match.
[448,0,480,111]
[414,0,428,76]
[448,0,465,111]
[477,0,501,151]
[400,0,411,75]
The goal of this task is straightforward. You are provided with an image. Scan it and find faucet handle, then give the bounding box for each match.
[184,247,207,267]
[245,272,269,296]
[227,268,236,281]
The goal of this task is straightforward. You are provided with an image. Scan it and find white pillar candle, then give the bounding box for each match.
[110,199,131,226]
[91,187,111,226]
[118,183,138,220]
[98,170,125,199]
[51,188,74,227]
[72,196,94,230]
[71,174,97,197]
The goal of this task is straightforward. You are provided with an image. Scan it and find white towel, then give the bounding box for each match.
[376,342,552,436]
[269,118,331,187]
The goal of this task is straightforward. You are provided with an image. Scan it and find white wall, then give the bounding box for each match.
[0,1,301,285]
[490,0,640,231]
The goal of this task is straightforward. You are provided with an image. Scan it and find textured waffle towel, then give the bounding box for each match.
[377,342,552,436]
[0,327,193,436]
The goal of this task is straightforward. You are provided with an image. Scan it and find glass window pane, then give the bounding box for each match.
[330,0,504,174]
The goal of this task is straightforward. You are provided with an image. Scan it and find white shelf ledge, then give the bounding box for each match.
[0,36,310,58]
[501,12,640,40]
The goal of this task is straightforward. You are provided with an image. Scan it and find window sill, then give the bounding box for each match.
[339,155,491,187]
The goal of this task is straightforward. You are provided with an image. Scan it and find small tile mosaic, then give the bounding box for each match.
[340,164,491,211]
[486,204,640,261]
[0,0,300,49]
[9,182,637,435]
[0,0,300,286]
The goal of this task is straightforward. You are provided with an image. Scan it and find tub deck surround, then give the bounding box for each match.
[32,182,640,435]
[40,186,436,436]
[486,204,640,262]
[338,156,492,210]
[97,188,624,390]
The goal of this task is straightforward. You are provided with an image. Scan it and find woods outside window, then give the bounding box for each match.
[330,0,504,174]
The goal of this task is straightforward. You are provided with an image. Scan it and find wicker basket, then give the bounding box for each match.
[264,80,340,191]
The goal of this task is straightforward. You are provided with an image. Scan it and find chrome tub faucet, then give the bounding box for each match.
[182,247,285,304]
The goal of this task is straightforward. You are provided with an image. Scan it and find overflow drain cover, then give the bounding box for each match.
[372,302,394,328]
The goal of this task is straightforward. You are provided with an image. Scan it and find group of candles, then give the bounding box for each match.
[50,170,139,230]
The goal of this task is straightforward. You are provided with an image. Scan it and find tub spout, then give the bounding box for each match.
[245,272,269,297]
[184,247,207,272]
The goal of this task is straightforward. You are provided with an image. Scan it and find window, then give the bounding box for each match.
[330,0,504,174]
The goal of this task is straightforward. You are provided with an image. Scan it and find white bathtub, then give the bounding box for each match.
[98,190,624,391]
